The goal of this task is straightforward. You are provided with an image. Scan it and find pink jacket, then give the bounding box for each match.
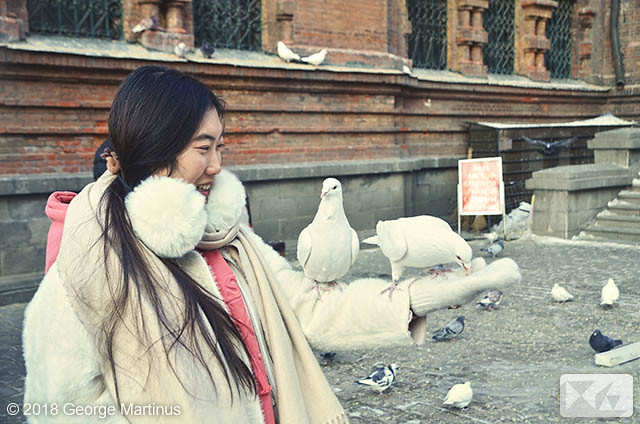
[44,191,77,272]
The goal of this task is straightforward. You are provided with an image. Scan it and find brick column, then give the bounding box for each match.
[451,0,489,77]
[0,0,26,41]
[134,0,194,54]
[275,0,294,44]
[575,6,595,80]
[518,0,557,81]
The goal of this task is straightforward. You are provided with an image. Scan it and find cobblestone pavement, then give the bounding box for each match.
[2,235,639,423]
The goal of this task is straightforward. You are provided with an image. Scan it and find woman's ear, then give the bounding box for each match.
[125,176,207,257]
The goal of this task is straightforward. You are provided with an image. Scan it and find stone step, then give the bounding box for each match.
[632,178,640,191]
[593,213,640,228]
[618,190,640,204]
[606,200,640,216]
[578,225,640,243]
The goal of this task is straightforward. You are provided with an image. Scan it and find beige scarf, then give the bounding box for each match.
[198,222,348,424]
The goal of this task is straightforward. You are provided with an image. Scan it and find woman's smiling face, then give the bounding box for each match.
[155,108,225,198]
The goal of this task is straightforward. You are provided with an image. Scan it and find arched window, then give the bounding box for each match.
[483,0,514,74]
[545,0,574,79]
[407,0,447,70]
[27,0,122,39]
[193,0,261,50]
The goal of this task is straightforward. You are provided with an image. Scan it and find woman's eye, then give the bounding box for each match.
[197,145,210,151]
[216,143,225,151]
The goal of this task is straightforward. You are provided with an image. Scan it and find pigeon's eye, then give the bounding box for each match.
[333,185,337,190]
[456,255,461,261]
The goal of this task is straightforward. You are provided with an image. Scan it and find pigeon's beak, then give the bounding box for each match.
[320,191,328,198]
[461,262,470,275]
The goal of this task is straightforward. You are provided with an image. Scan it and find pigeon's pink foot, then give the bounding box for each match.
[380,280,401,300]
[427,268,453,279]
[308,281,332,300]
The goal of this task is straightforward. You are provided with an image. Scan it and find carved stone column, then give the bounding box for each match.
[134,0,194,54]
[453,0,489,77]
[0,0,27,41]
[275,0,294,44]
[576,6,595,80]
[519,0,557,81]
[166,0,189,33]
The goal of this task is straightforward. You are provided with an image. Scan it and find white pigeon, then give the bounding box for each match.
[600,278,619,306]
[277,41,301,62]
[355,364,398,394]
[301,48,327,66]
[174,42,188,57]
[443,381,473,409]
[297,178,359,299]
[551,283,574,303]
[363,215,472,299]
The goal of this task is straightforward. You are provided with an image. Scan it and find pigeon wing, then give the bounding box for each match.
[376,220,408,262]
[522,135,548,148]
[553,136,578,148]
[350,228,360,266]
[296,225,313,269]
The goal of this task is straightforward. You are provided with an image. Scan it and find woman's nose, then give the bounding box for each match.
[206,152,222,175]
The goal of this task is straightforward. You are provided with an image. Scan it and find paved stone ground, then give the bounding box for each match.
[2,235,639,423]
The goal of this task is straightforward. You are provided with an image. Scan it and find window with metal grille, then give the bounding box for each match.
[407,0,447,70]
[545,0,574,79]
[483,0,514,74]
[193,0,261,50]
[27,0,122,40]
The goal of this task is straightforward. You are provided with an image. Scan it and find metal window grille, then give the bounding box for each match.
[483,0,514,74]
[193,0,261,50]
[545,0,574,79]
[27,0,122,40]
[407,0,447,70]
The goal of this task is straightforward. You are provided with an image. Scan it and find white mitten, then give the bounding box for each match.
[408,257,521,316]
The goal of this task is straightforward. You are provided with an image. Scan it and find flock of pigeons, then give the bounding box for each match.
[298,177,507,408]
[551,277,624,353]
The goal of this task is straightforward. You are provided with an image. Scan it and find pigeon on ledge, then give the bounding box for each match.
[301,49,327,66]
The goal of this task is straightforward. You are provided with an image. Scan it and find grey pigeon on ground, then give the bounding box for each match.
[301,49,327,66]
[297,178,359,299]
[277,41,301,62]
[589,330,622,353]
[432,315,465,341]
[319,351,337,361]
[355,364,398,393]
[522,135,578,156]
[476,289,503,310]
[443,382,473,409]
[481,239,504,257]
[362,215,472,300]
[200,42,215,58]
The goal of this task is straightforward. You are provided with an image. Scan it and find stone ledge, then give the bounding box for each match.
[0,157,461,194]
[525,164,632,191]
[589,127,640,149]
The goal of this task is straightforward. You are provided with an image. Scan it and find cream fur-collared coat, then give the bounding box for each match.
[23,170,424,424]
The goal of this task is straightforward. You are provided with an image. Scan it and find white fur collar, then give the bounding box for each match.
[125,169,247,258]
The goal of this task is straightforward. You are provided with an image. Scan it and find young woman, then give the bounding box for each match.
[23,66,520,423]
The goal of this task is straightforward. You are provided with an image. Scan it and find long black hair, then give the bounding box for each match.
[99,66,255,402]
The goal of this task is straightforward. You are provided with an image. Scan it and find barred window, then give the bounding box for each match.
[27,0,122,40]
[483,0,515,74]
[545,0,574,79]
[407,0,447,70]
[193,0,261,50]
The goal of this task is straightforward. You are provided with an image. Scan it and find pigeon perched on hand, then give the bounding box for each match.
[132,15,158,34]
[277,41,301,62]
[476,289,503,310]
[432,315,465,341]
[522,135,578,156]
[297,178,359,299]
[589,329,622,353]
[443,382,473,409]
[301,48,327,66]
[551,283,574,303]
[481,239,504,257]
[600,278,619,307]
[200,42,215,58]
[355,364,398,393]
[363,215,472,300]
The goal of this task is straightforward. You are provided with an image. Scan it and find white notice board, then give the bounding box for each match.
[457,157,506,236]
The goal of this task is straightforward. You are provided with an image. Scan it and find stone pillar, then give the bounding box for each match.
[518,0,557,81]
[452,0,489,77]
[135,0,194,54]
[588,127,640,177]
[166,0,188,34]
[276,0,294,45]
